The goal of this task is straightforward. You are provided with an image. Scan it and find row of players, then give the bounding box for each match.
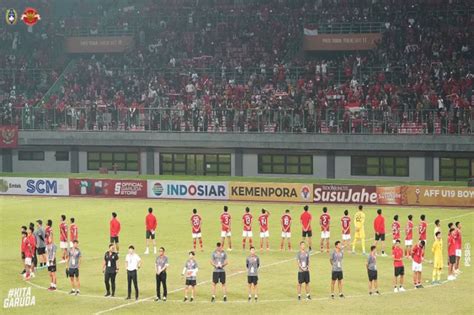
[20,205,463,301]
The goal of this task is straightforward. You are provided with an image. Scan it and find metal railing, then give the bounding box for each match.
[3,108,472,135]
[304,22,386,34]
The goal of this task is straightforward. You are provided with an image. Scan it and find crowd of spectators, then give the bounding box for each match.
[1,0,472,134]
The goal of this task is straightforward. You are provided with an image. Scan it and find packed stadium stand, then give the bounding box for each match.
[1,0,472,134]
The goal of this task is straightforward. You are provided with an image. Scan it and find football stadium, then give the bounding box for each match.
[0,1,473,314]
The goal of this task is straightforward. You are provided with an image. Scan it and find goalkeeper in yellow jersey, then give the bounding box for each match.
[431,231,443,284]
[352,205,366,255]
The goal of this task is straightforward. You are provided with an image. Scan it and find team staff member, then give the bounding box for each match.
[155,247,169,302]
[296,241,311,301]
[66,240,81,295]
[352,205,366,254]
[210,242,228,302]
[34,220,46,268]
[145,208,157,255]
[367,245,380,295]
[373,209,386,256]
[125,245,141,300]
[300,206,313,251]
[330,241,344,299]
[110,212,121,253]
[103,243,119,297]
[46,240,57,291]
[182,251,198,302]
[246,246,260,302]
[392,239,406,292]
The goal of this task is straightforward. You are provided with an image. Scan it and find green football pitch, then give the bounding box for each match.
[0,196,472,314]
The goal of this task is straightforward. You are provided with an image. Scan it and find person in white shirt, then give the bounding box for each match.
[125,245,141,300]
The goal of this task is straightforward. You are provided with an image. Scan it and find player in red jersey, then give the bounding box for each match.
[27,226,37,278]
[300,205,313,251]
[242,207,253,250]
[454,222,462,275]
[59,215,68,263]
[447,227,457,280]
[404,215,414,257]
[258,209,270,251]
[341,210,351,249]
[45,219,53,245]
[22,231,33,280]
[191,208,203,251]
[418,214,427,245]
[20,226,28,275]
[391,215,401,245]
[411,240,425,288]
[319,207,330,253]
[220,206,232,251]
[69,218,78,248]
[392,239,405,292]
[145,207,157,255]
[280,209,292,251]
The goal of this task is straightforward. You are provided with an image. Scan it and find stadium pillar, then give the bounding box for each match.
[70,147,79,173]
[146,148,154,175]
[424,153,434,181]
[1,149,12,172]
[327,151,335,179]
[234,149,243,176]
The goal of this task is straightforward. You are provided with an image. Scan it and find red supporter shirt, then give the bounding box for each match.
[146,213,157,231]
[59,222,68,242]
[258,214,269,232]
[70,223,78,241]
[242,213,253,231]
[191,214,202,233]
[418,221,427,240]
[411,244,424,264]
[392,221,401,240]
[110,218,121,237]
[320,213,331,232]
[405,221,413,240]
[28,234,36,252]
[300,212,312,232]
[341,216,351,235]
[374,215,385,234]
[448,235,457,256]
[220,213,231,232]
[392,247,404,267]
[281,214,291,232]
[45,226,52,245]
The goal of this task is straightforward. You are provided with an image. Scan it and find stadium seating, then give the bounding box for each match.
[1,0,472,134]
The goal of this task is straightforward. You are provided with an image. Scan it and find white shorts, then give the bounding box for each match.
[242,231,253,238]
[405,240,413,246]
[192,233,202,239]
[281,232,291,238]
[24,257,32,265]
[321,231,330,239]
[412,261,422,272]
[60,241,69,249]
[260,231,269,238]
[393,240,397,245]
[455,249,462,257]
[342,234,351,241]
[221,231,231,237]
